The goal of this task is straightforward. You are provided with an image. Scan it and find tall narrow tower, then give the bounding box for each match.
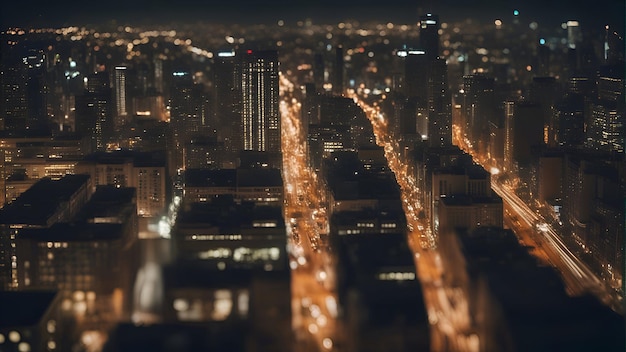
[240,50,280,153]
[333,46,344,95]
[419,13,440,60]
[114,65,128,129]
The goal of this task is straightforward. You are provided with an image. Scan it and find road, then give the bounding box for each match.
[348,91,478,352]
[452,124,622,312]
[280,73,339,352]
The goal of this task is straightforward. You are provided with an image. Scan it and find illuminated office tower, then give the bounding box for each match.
[240,50,280,153]
[169,71,206,172]
[1,47,48,132]
[428,58,452,147]
[0,50,28,131]
[554,95,585,148]
[24,49,48,129]
[462,74,495,146]
[586,64,624,153]
[604,26,624,64]
[404,13,451,147]
[114,66,128,129]
[214,51,241,153]
[503,101,515,171]
[76,71,112,152]
[567,20,582,49]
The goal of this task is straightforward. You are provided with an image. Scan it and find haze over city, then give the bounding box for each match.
[0,1,624,351]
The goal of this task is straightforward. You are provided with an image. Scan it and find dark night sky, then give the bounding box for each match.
[1,0,624,29]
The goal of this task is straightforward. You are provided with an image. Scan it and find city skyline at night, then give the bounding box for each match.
[0,2,624,351]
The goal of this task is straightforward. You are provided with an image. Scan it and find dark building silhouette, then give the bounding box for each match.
[418,13,440,60]
[333,231,430,352]
[439,227,625,352]
[333,46,344,95]
[75,71,112,152]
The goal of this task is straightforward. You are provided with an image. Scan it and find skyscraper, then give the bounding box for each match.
[213,51,241,153]
[114,66,128,129]
[240,50,280,153]
[1,46,48,132]
[419,13,440,60]
[428,58,452,147]
[404,13,452,148]
[333,46,344,95]
[76,71,112,152]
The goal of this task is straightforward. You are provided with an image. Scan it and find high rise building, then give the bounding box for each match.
[313,52,325,92]
[75,71,112,152]
[240,50,280,153]
[586,63,624,154]
[0,46,48,132]
[462,74,496,150]
[428,58,452,147]
[555,95,585,148]
[529,76,560,146]
[403,49,429,100]
[402,14,452,147]
[567,21,583,49]
[419,13,440,60]
[0,45,28,131]
[169,71,208,172]
[23,49,48,130]
[509,101,544,166]
[213,51,241,153]
[333,46,344,95]
[114,66,128,129]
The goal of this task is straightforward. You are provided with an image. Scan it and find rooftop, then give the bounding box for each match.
[0,291,57,328]
[0,174,90,226]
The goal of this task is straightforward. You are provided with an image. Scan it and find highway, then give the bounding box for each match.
[280,73,338,352]
[452,124,622,312]
[347,91,478,352]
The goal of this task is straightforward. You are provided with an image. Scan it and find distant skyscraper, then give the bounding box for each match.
[153,58,164,94]
[0,49,28,131]
[419,13,440,60]
[403,49,429,100]
[1,46,48,132]
[428,58,452,147]
[23,49,48,129]
[402,14,452,147]
[169,71,207,172]
[170,71,204,134]
[333,46,344,95]
[214,51,241,153]
[567,20,582,49]
[585,64,624,154]
[240,50,280,153]
[462,74,496,150]
[114,66,128,129]
[313,53,325,92]
[76,71,112,152]
[503,101,515,171]
[554,95,585,148]
[529,76,560,146]
[509,102,544,166]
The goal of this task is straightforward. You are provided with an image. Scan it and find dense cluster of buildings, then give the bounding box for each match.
[0,7,623,352]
